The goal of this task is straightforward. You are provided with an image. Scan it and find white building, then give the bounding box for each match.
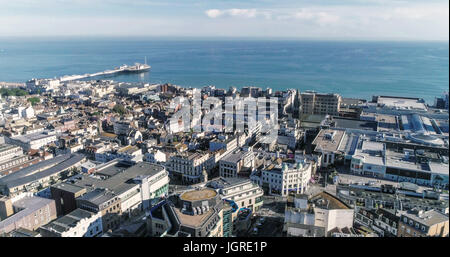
[39,208,103,237]
[7,131,58,151]
[256,160,312,197]
[0,144,23,163]
[284,192,354,237]
[21,106,35,119]
[350,139,449,187]
[144,149,167,164]
[168,151,210,184]
[312,129,346,168]
[95,145,143,164]
[219,150,254,178]
[208,177,264,213]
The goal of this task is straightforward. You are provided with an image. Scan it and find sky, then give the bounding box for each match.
[0,0,448,40]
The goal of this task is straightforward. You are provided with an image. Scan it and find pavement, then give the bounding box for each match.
[242,195,285,237]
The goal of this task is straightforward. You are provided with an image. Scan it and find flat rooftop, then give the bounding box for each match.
[333,117,378,131]
[208,177,249,189]
[377,96,427,111]
[362,141,384,152]
[78,188,117,206]
[221,152,242,164]
[0,196,54,232]
[11,131,55,143]
[385,150,449,176]
[180,188,217,201]
[0,154,85,189]
[56,161,165,196]
[338,133,360,156]
[41,208,96,234]
[312,129,345,153]
[174,207,214,228]
[402,209,449,227]
[0,144,20,152]
[117,145,140,154]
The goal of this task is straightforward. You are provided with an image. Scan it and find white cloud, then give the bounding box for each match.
[205,9,223,18]
[291,9,340,25]
[205,8,341,26]
[0,1,447,40]
[228,9,257,18]
[392,6,449,20]
[205,8,264,19]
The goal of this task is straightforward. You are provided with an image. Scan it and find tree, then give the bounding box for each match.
[113,104,127,115]
[27,97,41,105]
[0,88,29,97]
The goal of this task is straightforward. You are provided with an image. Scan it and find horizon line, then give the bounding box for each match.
[0,35,448,42]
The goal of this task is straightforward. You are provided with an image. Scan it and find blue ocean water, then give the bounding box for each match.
[0,38,448,104]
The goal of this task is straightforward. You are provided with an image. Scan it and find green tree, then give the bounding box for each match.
[113,104,127,115]
[27,97,41,105]
[0,88,29,97]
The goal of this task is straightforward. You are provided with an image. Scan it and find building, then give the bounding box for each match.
[0,144,28,177]
[336,184,449,214]
[354,207,400,237]
[373,96,428,113]
[51,161,169,216]
[76,188,121,233]
[1,227,41,237]
[207,177,264,213]
[256,160,312,197]
[209,136,238,154]
[284,192,354,237]
[300,91,341,116]
[350,140,386,177]
[168,151,210,184]
[39,208,103,237]
[312,129,346,168]
[398,208,448,237]
[144,149,167,163]
[0,195,14,220]
[0,144,23,163]
[0,154,85,197]
[219,150,254,178]
[113,120,133,135]
[222,201,233,237]
[0,194,57,234]
[7,131,57,151]
[21,106,34,119]
[351,140,449,188]
[149,188,224,237]
[95,145,143,164]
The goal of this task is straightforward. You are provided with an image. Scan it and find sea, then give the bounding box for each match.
[0,38,448,104]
